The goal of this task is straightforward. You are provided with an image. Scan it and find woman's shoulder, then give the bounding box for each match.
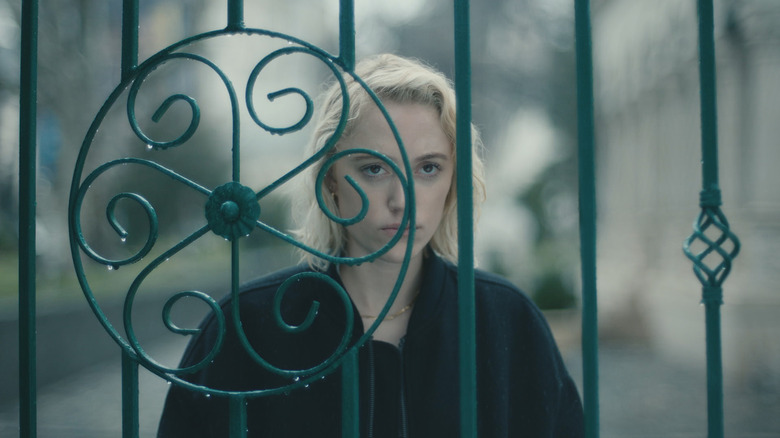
[474,269,541,317]
[239,264,315,294]
[433,257,563,358]
[192,264,319,327]
[434,255,545,321]
[180,263,326,360]
[473,268,524,294]
[436,257,531,300]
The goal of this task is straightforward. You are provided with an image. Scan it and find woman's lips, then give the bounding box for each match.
[382,224,418,235]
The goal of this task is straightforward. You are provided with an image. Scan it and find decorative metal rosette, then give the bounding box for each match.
[205,182,261,241]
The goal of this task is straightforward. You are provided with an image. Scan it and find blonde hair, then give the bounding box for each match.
[292,54,486,269]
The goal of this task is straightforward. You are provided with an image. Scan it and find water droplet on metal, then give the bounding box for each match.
[120,237,127,243]
[147,144,154,150]
[107,265,114,271]
[293,376,300,382]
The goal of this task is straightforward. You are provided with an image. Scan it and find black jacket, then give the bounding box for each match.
[158,254,583,437]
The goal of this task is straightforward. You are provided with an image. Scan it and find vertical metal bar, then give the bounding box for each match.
[337,2,357,434]
[338,0,355,71]
[121,0,139,82]
[229,396,248,438]
[19,0,38,436]
[696,1,724,436]
[341,348,360,438]
[227,0,245,31]
[227,240,249,436]
[703,288,724,438]
[574,1,600,437]
[121,350,139,438]
[697,0,719,195]
[453,1,477,436]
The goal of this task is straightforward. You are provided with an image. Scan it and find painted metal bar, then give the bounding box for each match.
[120,4,140,436]
[703,287,724,438]
[453,0,477,436]
[227,0,245,31]
[19,0,39,436]
[340,348,360,438]
[339,0,360,438]
[227,238,248,436]
[338,0,355,71]
[697,1,724,436]
[121,0,139,82]
[574,1,600,437]
[338,2,358,436]
[121,349,140,438]
[697,0,720,195]
[229,396,248,438]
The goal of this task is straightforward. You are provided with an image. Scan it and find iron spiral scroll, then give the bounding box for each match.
[68,29,417,398]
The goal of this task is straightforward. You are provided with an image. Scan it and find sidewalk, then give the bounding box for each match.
[563,345,780,438]
[1,342,778,437]
[0,340,183,438]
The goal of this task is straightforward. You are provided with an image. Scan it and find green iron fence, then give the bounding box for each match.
[15,0,741,437]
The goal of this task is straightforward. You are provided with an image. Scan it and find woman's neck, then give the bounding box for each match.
[338,253,424,322]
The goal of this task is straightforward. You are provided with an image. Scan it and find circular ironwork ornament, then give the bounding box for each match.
[68,28,416,397]
[205,182,261,241]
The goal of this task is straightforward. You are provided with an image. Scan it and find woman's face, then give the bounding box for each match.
[328,101,454,264]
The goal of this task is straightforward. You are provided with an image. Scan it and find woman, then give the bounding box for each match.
[159,54,583,437]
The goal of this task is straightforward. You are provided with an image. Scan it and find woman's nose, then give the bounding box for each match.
[387,176,406,213]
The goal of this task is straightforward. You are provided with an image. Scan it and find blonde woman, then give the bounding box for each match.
[159,54,583,437]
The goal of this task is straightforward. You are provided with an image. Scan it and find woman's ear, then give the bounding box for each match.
[325,172,338,205]
[325,172,336,193]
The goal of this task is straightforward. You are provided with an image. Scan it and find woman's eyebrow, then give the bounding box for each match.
[414,152,450,162]
[344,151,450,164]
[346,152,380,163]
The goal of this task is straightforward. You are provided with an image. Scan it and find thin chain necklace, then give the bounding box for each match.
[360,291,420,321]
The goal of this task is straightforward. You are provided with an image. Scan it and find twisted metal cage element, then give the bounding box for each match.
[683,189,740,297]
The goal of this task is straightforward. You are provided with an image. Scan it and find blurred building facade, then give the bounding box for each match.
[592,0,780,388]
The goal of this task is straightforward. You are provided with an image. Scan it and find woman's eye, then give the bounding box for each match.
[362,164,386,176]
[419,163,440,175]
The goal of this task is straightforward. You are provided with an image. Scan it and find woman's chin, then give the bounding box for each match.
[373,241,425,266]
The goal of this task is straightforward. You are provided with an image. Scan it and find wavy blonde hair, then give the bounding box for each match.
[292,54,486,269]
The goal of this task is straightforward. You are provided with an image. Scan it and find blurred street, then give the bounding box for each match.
[1,340,778,438]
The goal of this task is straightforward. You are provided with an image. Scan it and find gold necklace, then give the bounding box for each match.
[360,291,420,321]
